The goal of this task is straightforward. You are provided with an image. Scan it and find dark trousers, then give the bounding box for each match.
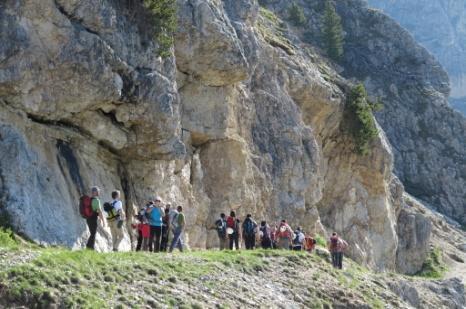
[331,252,343,269]
[86,216,98,250]
[136,230,143,251]
[149,226,162,252]
[160,226,169,252]
[244,234,255,250]
[261,238,272,249]
[229,233,239,250]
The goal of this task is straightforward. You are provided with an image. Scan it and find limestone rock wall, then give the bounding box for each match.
[0,0,437,272]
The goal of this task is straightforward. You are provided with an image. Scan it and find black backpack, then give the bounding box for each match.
[293,232,301,245]
[260,226,270,240]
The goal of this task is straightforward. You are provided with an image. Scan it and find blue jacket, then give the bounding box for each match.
[148,207,163,227]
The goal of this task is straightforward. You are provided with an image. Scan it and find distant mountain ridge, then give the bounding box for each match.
[367,0,466,115]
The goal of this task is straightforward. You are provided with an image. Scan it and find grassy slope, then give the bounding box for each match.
[0,229,454,309]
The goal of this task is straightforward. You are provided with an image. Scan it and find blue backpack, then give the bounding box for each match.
[244,219,255,235]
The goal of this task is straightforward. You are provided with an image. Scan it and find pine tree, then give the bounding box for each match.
[323,0,343,61]
[288,2,306,27]
[143,0,177,58]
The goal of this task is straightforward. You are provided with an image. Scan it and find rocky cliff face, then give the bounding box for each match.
[277,0,466,226]
[366,0,466,115]
[335,0,466,226]
[0,0,443,273]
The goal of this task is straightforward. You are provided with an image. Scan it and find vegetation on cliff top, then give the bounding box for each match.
[323,0,344,61]
[288,2,307,27]
[257,7,295,55]
[143,0,177,58]
[347,84,383,155]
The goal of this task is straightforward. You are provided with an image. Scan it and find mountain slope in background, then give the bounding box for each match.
[367,0,466,115]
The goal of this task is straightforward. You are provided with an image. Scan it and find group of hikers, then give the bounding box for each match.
[213,212,348,269]
[80,187,348,269]
[80,186,185,253]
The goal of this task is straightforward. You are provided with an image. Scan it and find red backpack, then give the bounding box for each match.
[79,195,94,219]
[226,216,236,229]
[330,236,339,251]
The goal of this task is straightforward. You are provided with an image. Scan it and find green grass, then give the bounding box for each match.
[0,228,19,250]
[415,247,447,279]
[0,248,311,308]
[0,236,435,308]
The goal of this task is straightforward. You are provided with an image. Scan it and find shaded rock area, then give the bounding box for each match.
[367,0,466,115]
[1,0,462,277]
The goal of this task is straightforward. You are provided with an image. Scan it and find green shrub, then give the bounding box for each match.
[0,228,18,249]
[322,0,344,60]
[416,247,447,278]
[143,0,177,58]
[314,234,327,247]
[288,2,307,27]
[346,84,382,155]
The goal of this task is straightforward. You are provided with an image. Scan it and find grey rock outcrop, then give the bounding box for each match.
[366,0,466,115]
[395,195,432,275]
[0,0,443,274]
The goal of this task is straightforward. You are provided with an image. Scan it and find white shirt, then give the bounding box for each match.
[112,199,123,212]
[297,232,305,243]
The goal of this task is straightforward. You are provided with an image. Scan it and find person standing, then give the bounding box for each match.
[259,221,272,249]
[292,227,305,251]
[160,208,170,251]
[215,213,228,250]
[329,232,348,269]
[304,234,317,253]
[275,220,293,250]
[85,186,105,250]
[135,201,152,251]
[106,190,124,252]
[169,206,185,252]
[242,214,257,250]
[226,211,240,250]
[147,197,164,252]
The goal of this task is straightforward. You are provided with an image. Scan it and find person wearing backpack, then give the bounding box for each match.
[275,220,293,250]
[80,186,105,250]
[259,221,272,249]
[292,227,305,251]
[104,190,125,252]
[160,207,170,251]
[304,234,317,253]
[329,232,348,269]
[215,213,228,250]
[169,206,185,253]
[226,211,240,250]
[242,214,257,250]
[146,197,164,252]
